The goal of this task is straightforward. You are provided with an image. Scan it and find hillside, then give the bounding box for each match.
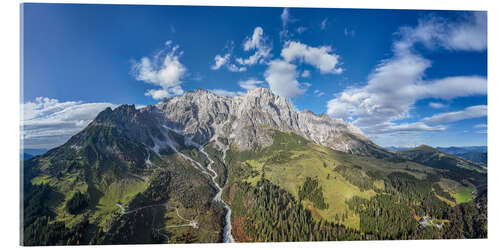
[397,145,486,174]
[396,145,487,204]
[21,89,487,245]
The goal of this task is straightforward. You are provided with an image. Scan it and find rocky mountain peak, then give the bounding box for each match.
[89,88,391,157]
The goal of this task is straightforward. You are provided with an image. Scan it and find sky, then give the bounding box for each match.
[21,4,487,149]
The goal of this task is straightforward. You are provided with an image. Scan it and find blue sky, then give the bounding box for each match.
[21,4,487,149]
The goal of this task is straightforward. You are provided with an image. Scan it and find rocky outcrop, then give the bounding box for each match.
[148,88,391,157]
[81,88,390,157]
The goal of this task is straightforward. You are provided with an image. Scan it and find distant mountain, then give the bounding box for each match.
[386,146,415,152]
[436,146,487,154]
[22,153,34,160]
[436,146,487,165]
[21,149,48,161]
[396,145,487,176]
[23,148,48,156]
[455,152,487,165]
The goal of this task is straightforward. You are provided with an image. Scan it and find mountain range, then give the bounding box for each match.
[436,146,487,165]
[388,146,487,165]
[21,88,487,245]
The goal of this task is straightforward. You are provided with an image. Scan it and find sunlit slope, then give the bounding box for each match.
[224,130,482,230]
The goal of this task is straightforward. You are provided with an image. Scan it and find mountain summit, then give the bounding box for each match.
[96,88,391,158]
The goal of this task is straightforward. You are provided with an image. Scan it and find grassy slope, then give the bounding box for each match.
[453,187,476,204]
[437,178,475,205]
[30,162,150,229]
[225,130,466,230]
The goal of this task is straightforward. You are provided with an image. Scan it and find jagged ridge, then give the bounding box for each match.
[143,88,392,157]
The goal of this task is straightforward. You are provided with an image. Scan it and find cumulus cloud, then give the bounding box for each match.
[132,41,187,99]
[262,40,343,98]
[429,102,446,108]
[264,59,306,98]
[326,13,487,135]
[22,97,116,149]
[209,89,245,97]
[301,70,311,78]
[281,41,343,74]
[422,105,487,124]
[238,79,265,90]
[236,27,272,66]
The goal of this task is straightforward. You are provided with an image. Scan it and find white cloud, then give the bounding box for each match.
[243,26,264,51]
[264,59,306,98]
[22,97,116,149]
[422,105,487,124]
[145,89,169,100]
[227,64,247,72]
[132,41,187,99]
[327,52,486,130]
[238,79,265,90]
[313,90,325,97]
[281,8,291,27]
[281,41,343,74]
[144,85,184,99]
[418,76,487,99]
[326,13,487,135]
[320,18,328,30]
[395,12,487,52]
[211,53,230,70]
[301,70,311,78]
[261,39,343,98]
[211,53,247,72]
[236,27,272,66]
[429,102,446,108]
[363,122,447,134]
[474,123,487,128]
[209,89,245,97]
[280,8,292,39]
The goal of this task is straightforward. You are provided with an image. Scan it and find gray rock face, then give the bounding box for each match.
[146,88,390,157]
